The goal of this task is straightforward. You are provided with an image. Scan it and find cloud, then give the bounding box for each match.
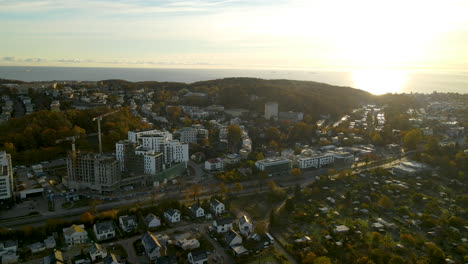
[1,56,16,62]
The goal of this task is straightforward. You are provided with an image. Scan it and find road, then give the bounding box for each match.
[1,152,417,229]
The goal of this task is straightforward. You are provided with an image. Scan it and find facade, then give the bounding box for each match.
[238,215,253,237]
[278,111,304,122]
[66,153,120,194]
[63,224,88,246]
[119,215,137,233]
[145,213,161,228]
[116,140,163,175]
[225,229,243,246]
[213,218,233,233]
[93,221,116,241]
[255,157,292,176]
[164,208,181,223]
[89,243,107,261]
[296,153,335,169]
[189,204,205,218]
[141,231,162,261]
[210,199,225,215]
[0,152,13,201]
[204,158,224,171]
[187,250,208,264]
[264,102,278,120]
[173,126,208,144]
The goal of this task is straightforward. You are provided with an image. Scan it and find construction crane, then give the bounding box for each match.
[55,136,80,167]
[92,109,121,153]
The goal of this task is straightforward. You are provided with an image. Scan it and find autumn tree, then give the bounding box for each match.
[290,168,302,177]
[227,124,242,150]
[234,182,243,193]
[403,129,422,150]
[313,256,332,264]
[80,212,94,226]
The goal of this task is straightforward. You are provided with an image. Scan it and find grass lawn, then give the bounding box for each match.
[106,244,128,258]
[230,193,277,219]
[245,255,278,264]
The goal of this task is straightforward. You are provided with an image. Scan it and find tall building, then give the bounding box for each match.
[173,126,208,144]
[67,153,120,194]
[0,151,14,201]
[265,102,278,120]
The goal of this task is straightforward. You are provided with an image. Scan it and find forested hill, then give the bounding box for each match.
[104,77,375,117]
[188,78,375,117]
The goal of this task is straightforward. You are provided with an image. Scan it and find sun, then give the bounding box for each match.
[352,69,406,95]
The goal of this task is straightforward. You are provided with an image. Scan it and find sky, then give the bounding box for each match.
[1,0,468,70]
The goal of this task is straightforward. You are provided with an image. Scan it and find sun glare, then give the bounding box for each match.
[352,69,406,95]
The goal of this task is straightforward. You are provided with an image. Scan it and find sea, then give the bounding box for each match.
[0,66,467,95]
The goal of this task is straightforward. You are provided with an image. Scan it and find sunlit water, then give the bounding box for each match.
[0,66,467,95]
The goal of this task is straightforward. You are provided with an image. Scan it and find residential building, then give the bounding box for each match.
[28,242,46,253]
[187,250,208,264]
[141,232,162,261]
[278,111,304,122]
[63,224,88,246]
[213,218,233,233]
[0,151,13,201]
[164,208,181,223]
[210,199,225,215]
[66,153,120,194]
[119,215,137,233]
[204,158,224,171]
[50,100,60,112]
[93,221,116,241]
[43,249,64,264]
[145,213,161,228]
[103,253,124,264]
[116,140,164,175]
[89,243,107,261]
[296,153,335,169]
[173,126,208,144]
[255,157,292,176]
[264,102,278,120]
[238,215,253,237]
[225,229,243,246]
[189,204,205,218]
[155,255,178,264]
[44,236,56,249]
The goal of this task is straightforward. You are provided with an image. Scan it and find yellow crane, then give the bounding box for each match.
[55,136,80,167]
[92,109,121,153]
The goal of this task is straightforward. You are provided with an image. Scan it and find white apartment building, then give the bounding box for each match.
[264,102,278,120]
[0,151,13,201]
[296,153,335,169]
[205,158,224,171]
[128,129,171,143]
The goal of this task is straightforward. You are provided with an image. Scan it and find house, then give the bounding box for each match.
[0,240,17,254]
[204,158,224,171]
[213,218,233,233]
[238,215,253,236]
[224,229,243,246]
[335,225,350,233]
[145,213,161,228]
[156,255,178,264]
[210,199,225,215]
[189,204,205,218]
[119,215,137,233]
[187,250,208,264]
[141,231,163,261]
[28,242,46,253]
[164,208,181,224]
[93,221,116,241]
[103,253,124,264]
[177,239,200,250]
[63,224,88,246]
[44,236,56,249]
[43,249,64,264]
[89,243,107,261]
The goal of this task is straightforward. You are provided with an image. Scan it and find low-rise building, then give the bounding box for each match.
[225,229,243,246]
[210,199,225,215]
[63,224,88,246]
[119,215,137,233]
[238,215,253,237]
[93,221,116,241]
[187,250,209,264]
[164,208,181,223]
[141,232,162,261]
[213,218,233,233]
[204,158,224,171]
[189,204,205,218]
[89,243,107,261]
[255,157,292,176]
[145,213,161,228]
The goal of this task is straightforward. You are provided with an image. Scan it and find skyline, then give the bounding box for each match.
[1,0,468,71]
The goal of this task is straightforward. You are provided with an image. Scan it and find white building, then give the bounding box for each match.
[264,102,278,120]
[189,204,205,218]
[187,250,209,264]
[93,221,116,241]
[164,208,181,223]
[89,243,107,261]
[296,153,335,169]
[145,213,161,228]
[238,215,253,237]
[0,152,13,201]
[210,199,225,215]
[204,158,224,171]
[63,224,88,246]
[213,218,233,233]
[141,232,162,261]
[255,157,292,176]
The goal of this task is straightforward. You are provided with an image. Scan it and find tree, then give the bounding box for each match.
[227,124,242,149]
[80,212,94,226]
[425,137,439,154]
[254,220,267,235]
[290,168,302,177]
[378,195,394,210]
[404,129,422,150]
[256,152,265,161]
[219,182,228,196]
[388,256,405,264]
[234,182,243,193]
[186,184,202,201]
[371,133,383,146]
[285,198,295,212]
[303,252,317,264]
[313,256,331,264]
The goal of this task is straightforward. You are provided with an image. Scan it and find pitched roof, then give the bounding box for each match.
[166,208,180,217]
[95,221,114,234]
[89,242,105,255]
[190,250,208,262]
[190,204,203,215]
[63,224,85,236]
[225,229,241,244]
[103,253,121,264]
[156,255,178,264]
[145,213,159,224]
[141,231,161,253]
[210,198,223,207]
[215,217,233,226]
[239,215,252,225]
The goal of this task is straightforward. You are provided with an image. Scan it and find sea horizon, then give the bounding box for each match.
[1,65,467,95]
